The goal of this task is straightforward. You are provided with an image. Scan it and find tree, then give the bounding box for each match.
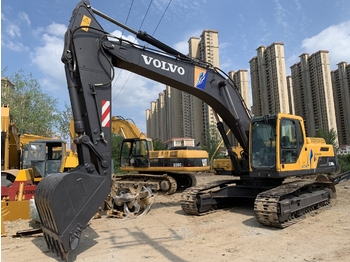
[315,128,338,149]
[1,69,59,137]
[153,139,166,150]
[202,125,224,161]
[111,133,125,173]
[338,154,350,172]
[54,103,72,140]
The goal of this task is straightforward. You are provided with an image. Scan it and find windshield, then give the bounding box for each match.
[120,140,150,167]
[251,119,276,169]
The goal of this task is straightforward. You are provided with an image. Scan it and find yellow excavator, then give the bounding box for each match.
[1,106,78,228]
[112,116,209,192]
[70,116,208,193]
[33,2,345,260]
[70,116,208,217]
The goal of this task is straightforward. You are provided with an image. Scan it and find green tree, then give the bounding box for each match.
[1,69,59,137]
[202,125,224,161]
[338,154,350,172]
[153,139,166,150]
[111,134,125,173]
[315,128,338,149]
[54,103,72,140]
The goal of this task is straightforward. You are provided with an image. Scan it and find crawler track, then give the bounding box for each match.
[180,180,235,215]
[254,180,335,228]
[181,177,337,230]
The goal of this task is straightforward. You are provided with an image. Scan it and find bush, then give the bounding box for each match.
[338,154,350,172]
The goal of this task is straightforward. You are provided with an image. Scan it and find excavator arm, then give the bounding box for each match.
[34,1,251,260]
[111,116,147,139]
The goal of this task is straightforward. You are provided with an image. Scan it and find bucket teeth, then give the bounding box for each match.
[34,170,111,261]
[42,232,67,260]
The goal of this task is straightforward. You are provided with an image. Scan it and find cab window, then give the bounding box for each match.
[280,119,298,164]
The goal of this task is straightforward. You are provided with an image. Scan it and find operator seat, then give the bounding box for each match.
[281,136,291,148]
[253,138,265,152]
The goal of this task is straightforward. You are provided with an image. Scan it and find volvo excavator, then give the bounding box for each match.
[34,1,342,260]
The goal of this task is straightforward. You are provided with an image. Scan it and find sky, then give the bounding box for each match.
[2,0,350,134]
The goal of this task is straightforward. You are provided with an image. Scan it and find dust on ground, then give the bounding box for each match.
[2,173,350,262]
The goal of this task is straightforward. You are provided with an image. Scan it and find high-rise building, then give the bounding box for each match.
[156,92,166,142]
[286,76,295,115]
[227,70,251,145]
[290,51,337,140]
[163,86,172,139]
[147,101,157,139]
[228,70,250,108]
[146,109,151,137]
[250,43,290,117]
[331,62,350,146]
[165,86,182,139]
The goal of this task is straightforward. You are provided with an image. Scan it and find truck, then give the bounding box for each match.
[34,1,341,260]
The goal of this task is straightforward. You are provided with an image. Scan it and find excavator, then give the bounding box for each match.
[109,115,209,217]
[112,116,208,192]
[70,115,209,195]
[70,115,207,217]
[1,106,78,224]
[34,1,342,260]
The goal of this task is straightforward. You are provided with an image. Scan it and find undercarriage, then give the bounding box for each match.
[181,174,338,228]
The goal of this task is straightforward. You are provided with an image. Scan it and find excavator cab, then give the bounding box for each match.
[250,114,305,173]
[249,113,339,178]
[27,140,66,181]
[120,138,152,168]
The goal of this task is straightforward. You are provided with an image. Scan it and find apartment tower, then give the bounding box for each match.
[286,76,295,115]
[227,70,251,146]
[331,62,350,145]
[228,70,250,108]
[146,101,157,139]
[249,42,290,117]
[290,51,337,139]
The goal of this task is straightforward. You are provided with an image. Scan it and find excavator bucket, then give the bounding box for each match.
[34,170,111,261]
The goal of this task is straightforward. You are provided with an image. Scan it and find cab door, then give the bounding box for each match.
[279,118,306,172]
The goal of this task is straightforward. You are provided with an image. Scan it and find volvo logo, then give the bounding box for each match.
[141,54,185,75]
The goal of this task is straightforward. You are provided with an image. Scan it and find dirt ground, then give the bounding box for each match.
[1,173,350,262]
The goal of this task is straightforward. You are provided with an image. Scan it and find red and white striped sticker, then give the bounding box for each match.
[101,100,110,127]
